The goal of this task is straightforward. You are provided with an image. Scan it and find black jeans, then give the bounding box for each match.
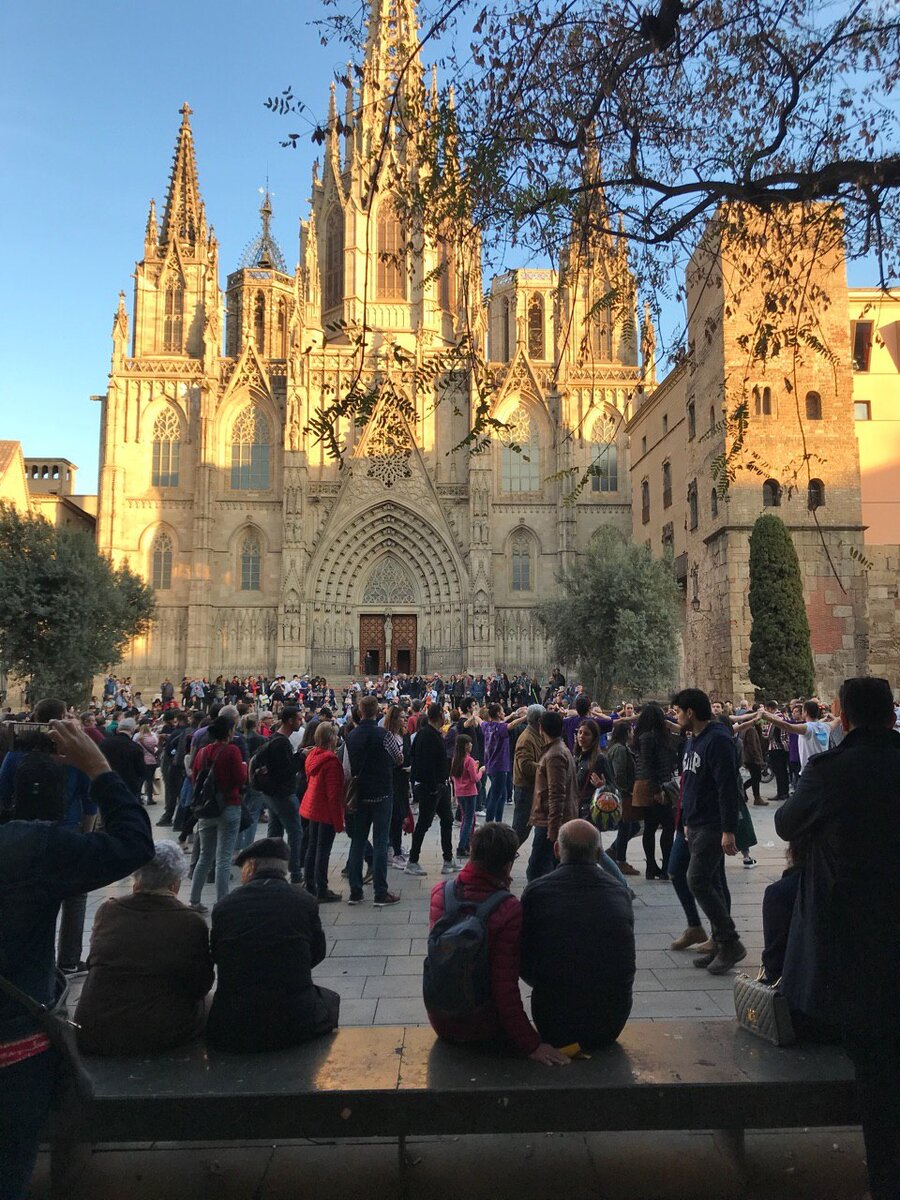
[57,892,87,969]
[642,804,674,872]
[686,825,739,946]
[767,747,790,798]
[743,763,762,804]
[304,821,337,896]
[613,818,640,863]
[409,784,453,863]
[526,824,557,882]
[512,785,533,846]
[142,762,157,804]
[844,1032,900,1200]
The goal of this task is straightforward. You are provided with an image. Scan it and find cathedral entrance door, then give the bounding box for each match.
[359,615,386,678]
[391,615,417,675]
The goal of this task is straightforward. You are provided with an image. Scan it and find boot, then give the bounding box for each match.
[753,798,769,807]
[671,926,708,951]
[707,939,747,975]
[693,948,718,968]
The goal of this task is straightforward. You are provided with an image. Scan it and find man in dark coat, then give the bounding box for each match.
[100,717,146,799]
[775,676,900,1200]
[206,838,339,1052]
[521,819,635,1048]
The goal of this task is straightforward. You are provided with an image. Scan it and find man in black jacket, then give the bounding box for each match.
[0,721,154,1200]
[406,703,456,877]
[775,676,900,1200]
[100,717,146,799]
[672,687,746,975]
[521,819,634,1049]
[344,696,403,906]
[206,838,339,1053]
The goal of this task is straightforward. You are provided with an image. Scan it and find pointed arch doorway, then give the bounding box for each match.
[358,612,417,676]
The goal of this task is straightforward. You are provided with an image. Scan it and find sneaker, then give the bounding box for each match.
[374,892,401,907]
[405,861,427,877]
[441,859,461,874]
[743,857,758,868]
[752,799,769,807]
[692,938,716,954]
[59,960,89,975]
[156,816,173,827]
[671,926,708,951]
[618,862,640,876]
[347,893,365,905]
[707,940,747,975]
[391,854,408,869]
[189,903,209,915]
[693,948,718,969]
[317,889,342,903]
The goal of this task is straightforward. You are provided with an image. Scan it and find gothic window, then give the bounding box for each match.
[688,479,698,531]
[230,406,270,490]
[500,406,540,492]
[711,487,719,518]
[502,296,512,362]
[277,297,289,358]
[240,531,261,591]
[641,479,650,523]
[253,291,266,350]
[438,236,455,312]
[754,385,773,416]
[808,478,825,510]
[151,532,173,590]
[662,461,672,508]
[805,390,822,420]
[163,281,184,352]
[376,201,406,300]
[590,415,618,493]
[324,207,344,310]
[151,408,181,488]
[511,535,533,592]
[763,478,782,507]
[527,295,544,360]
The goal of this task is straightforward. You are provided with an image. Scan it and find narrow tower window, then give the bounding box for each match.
[527,295,544,360]
[151,532,173,590]
[151,408,181,488]
[324,207,344,310]
[376,201,406,300]
[163,282,184,352]
[231,406,270,490]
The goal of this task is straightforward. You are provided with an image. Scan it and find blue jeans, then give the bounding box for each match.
[527,824,557,882]
[457,793,476,853]
[0,1047,57,1200]
[267,791,304,883]
[485,771,510,822]
[235,786,266,852]
[190,804,242,904]
[599,851,628,888]
[667,829,701,927]
[347,796,392,900]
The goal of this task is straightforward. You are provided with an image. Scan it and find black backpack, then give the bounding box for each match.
[14,749,67,814]
[423,878,512,1020]
[192,745,227,819]
[249,733,296,797]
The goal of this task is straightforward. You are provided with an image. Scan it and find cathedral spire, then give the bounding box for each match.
[361,0,423,119]
[238,190,287,273]
[160,102,206,251]
[144,198,158,255]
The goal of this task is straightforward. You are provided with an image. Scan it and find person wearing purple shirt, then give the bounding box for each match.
[482,704,513,822]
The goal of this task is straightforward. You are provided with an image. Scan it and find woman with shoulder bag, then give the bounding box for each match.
[607,723,640,876]
[188,717,247,912]
[632,703,677,880]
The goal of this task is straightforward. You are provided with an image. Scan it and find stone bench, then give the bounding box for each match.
[50,1019,858,1197]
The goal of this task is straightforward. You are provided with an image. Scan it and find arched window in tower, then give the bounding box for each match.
[502,296,512,361]
[808,478,825,510]
[324,207,344,310]
[151,532,173,591]
[590,414,618,492]
[376,201,406,300]
[753,385,773,416]
[527,295,545,360]
[805,390,822,420]
[253,291,266,351]
[500,406,540,493]
[240,531,261,591]
[163,281,184,352]
[763,478,782,507]
[711,487,719,519]
[438,235,455,312]
[230,406,270,490]
[151,408,181,488]
[511,534,533,592]
[277,297,289,358]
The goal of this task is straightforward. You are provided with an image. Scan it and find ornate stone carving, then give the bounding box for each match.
[365,406,413,488]
[362,556,416,605]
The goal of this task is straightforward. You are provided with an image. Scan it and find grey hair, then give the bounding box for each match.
[133,840,186,891]
[558,822,601,864]
[526,704,545,726]
[219,704,240,726]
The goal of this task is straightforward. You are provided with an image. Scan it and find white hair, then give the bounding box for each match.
[527,704,545,726]
[219,704,240,726]
[133,841,187,892]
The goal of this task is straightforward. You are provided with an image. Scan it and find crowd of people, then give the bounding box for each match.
[0,670,898,1200]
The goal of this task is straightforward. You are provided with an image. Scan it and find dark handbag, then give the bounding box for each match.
[0,972,94,1097]
[733,970,796,1046]
[660,772,680,805]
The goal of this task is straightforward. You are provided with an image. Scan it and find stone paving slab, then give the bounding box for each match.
[76,781,786,1028]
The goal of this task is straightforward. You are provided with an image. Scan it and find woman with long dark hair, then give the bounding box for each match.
[573,719,611,821]
[632,703,677,880]
[450,734,483,858]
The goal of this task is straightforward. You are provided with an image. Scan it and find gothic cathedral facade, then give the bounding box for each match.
[97,0,652,688]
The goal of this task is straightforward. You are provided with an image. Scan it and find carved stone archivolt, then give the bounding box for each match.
[362,556,416,605]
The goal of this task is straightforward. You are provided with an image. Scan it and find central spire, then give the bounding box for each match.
[160,102,206,251]
[361,0,423,119]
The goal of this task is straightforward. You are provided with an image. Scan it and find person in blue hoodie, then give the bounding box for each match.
[671,688,746,975]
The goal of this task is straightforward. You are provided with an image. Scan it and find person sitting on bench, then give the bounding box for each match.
[521,819,635,1049]
[206,837,340,1053]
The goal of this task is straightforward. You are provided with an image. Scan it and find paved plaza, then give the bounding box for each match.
[80,779,782,1025]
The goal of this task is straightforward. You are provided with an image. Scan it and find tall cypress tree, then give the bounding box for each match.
[748,513,815,699]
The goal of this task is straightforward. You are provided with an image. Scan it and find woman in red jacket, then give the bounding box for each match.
[300,722,345,902]
[426,822,569,1066]
[188,716,247,912]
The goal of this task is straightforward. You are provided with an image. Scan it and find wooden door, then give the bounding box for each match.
[359,615,385,677]
[391,615,417,675]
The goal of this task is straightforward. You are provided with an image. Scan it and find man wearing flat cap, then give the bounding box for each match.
[205,838,340,1052]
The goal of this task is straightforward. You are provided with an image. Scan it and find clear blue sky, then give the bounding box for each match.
[0,1,881,495]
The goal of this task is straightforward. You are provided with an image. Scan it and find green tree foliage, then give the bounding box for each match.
[748,513,814,699]
[0,504,155,706]
[536,526,680,706]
